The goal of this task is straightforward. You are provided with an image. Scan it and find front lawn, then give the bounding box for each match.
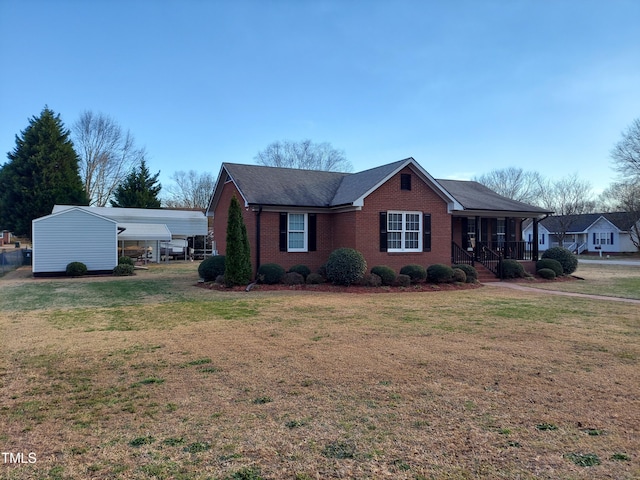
[1,264,638,479]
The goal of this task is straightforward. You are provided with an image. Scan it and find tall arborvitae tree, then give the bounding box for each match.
[110,159,162,208]
[224,195,252,286]
[0,107,88,236]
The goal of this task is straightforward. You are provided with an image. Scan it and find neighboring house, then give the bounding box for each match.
[206,158,551,278]
[523,212,640,254]
[32,206,208,275]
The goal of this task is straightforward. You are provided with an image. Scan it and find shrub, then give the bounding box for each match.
[452,264,478,283]
[536,258,563,277]
[66,261,87,277]
[427,264,454,283]
[360,273,382,287]
[399,264,427,283]
[395,274,411,287]
[113,264,135,276]
[306,272,324,284]
[118,256,134,266]
[225,195,252,286]
[215,274,225,284]
[501,259,525,278]
[371,265,396,286]
[542,247,578,275]
[325,248,367,286]
[537,268,556,280]
[288,264,311,279]
[282,271,305,285]
[198,255,226,281]
[452,268,467,283]
[257,263,285,284]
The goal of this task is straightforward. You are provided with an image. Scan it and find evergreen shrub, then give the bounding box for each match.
[395,274,411,287]
[66,261,87,277]
[118,256,135,266]
[536,258,563,277]
[370,265,396,286]
[113,264,135,276]
[288,264,311,279]
[359,273,382,287]
[282,271,305,285]
[501,259,525,278]
[198,255,226,282]
[427,264,454,283]
[542,247,578,275]
[325,248,367,286]
[452,268,467,283]
[451,264,478,283]
[537,268,556,280]
[306,273,324,284]
[257,263,285,284]
[399,264,427,283]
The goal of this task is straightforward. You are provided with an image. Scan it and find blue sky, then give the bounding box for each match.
[1,0,639,196]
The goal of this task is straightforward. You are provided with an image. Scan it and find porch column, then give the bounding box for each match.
[532,218,539,261]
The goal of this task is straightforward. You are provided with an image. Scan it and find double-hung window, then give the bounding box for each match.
[387,211,422,252]
[594,232,613,245]
[288,213,307,252]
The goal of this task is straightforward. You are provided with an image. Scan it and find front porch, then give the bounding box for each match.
[450,215,542,278]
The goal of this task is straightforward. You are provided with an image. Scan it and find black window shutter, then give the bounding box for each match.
[379,212,387,252]
[490,218,498,243]
[610,232,614,244]
[461,217,468,249]
[593,232,596,244]
[279,213,287,252]
[423,214,431,252]
[308,214,317,251]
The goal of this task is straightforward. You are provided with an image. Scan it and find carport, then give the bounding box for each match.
[117,223,172,263]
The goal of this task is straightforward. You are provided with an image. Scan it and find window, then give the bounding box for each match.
[594,232,613,245]
[496,218,506,246]
[279,213,317,252]
[539,234,545,245]
[387,211,422,252]
[288,213,307,251]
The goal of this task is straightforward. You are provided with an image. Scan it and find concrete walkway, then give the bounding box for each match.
[484,281,640,304]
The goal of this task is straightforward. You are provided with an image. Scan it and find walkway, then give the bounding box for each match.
[484,281,640,305]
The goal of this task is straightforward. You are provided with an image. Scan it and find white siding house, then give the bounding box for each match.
[32,207,118,275]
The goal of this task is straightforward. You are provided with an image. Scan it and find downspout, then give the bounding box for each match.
[255,205,262,279]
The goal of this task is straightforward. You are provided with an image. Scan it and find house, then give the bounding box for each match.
[32,206,208,276]
[206,158,551,278]
[523,212,640,255]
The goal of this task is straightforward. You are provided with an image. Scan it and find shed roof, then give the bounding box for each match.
[117,223,172,241]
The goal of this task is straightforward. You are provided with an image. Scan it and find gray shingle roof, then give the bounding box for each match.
[436,179,551,214]
[540,212,637,233]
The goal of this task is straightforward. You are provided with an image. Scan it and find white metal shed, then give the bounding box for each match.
[32,207,118,276]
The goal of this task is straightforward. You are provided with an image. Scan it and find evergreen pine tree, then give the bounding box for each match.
[0,107,88,236]
[225,195,252,286]
[110,159,162,208]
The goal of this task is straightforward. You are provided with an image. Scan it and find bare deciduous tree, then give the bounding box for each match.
[611,118,640,180]
[164,170,215,210]
[255,139,352,172]
[72,110,146,206]
[472,167,544,204]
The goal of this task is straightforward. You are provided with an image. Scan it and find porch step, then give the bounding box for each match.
[474,263,500,283]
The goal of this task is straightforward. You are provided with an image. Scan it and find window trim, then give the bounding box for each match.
[386,210,422,253]
[287,213,308,252]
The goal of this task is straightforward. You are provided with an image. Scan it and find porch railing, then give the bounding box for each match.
[452,242,474,265]
[484,241,534,260]
[476,241,502,276]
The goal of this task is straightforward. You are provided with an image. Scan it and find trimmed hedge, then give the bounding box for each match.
[113,264,135,276]
[257,263,285,284]
[66,261,87,277]
[118,256,135,266]
[399,264,427,283]
[452,268,467,283]
[325,248,367,286]
[198,255,226,282]
[360,273,382,287]
[282,271,305,285]
[542,247,578,275]
[451,264,478,283]
[537,268,557,280]
[536,258,563,277]
[501,259,525,279]
[427,264,454,283]
[371,265,396,286]
[288,264,311,279]
[306,273,324,284]
[395,274,411,287]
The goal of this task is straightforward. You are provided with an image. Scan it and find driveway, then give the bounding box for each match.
[485,281,640,304]
[578,258,640,266]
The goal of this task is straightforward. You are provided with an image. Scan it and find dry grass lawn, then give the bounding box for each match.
[1,263,638,479]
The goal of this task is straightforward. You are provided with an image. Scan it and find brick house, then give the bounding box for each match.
[206,158,551,279]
